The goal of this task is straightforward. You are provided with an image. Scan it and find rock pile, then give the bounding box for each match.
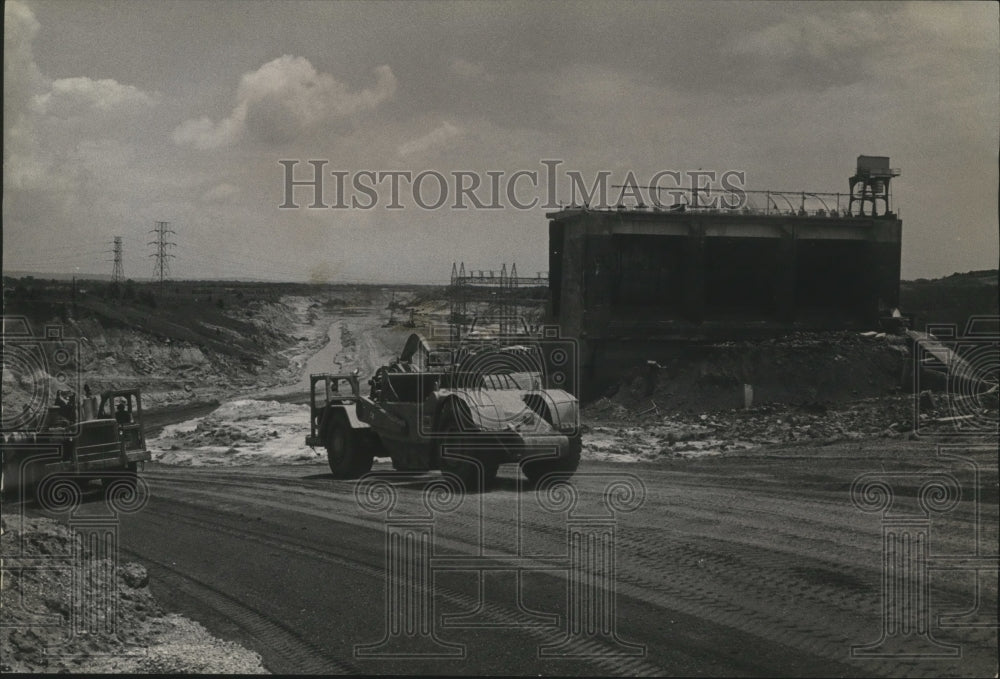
[1,516,266,673]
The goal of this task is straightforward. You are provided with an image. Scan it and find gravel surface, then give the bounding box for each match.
[0,515,267,674]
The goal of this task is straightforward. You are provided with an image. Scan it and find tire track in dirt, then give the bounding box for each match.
[141,466,996,677]
[142,465,982,604]
[122,547,361,674]
[126,487,669,676]
[143,472,878,673]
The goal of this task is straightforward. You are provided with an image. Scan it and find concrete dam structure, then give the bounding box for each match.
[547,156,903,393]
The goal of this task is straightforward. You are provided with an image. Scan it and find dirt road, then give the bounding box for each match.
[68,437,996,676]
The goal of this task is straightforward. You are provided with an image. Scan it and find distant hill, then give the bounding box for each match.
[2,270,114,282]
[4,269,996,333]
[1,270,275,283]
[900,269,999,331]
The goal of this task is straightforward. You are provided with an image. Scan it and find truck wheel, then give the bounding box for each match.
[437,418,496,491]
[520,440,581,483]
[34,472,87,508]
[326,422,373,479]
[103,463,138,493]
[482,462,500,485]
[440,454,497,491]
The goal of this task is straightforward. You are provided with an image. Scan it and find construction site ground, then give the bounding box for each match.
[0,515,267,674]
[5,436,994,676]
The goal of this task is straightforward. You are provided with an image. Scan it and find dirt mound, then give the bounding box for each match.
[582,331,921,463]
[582,393,918,462]
[149,399,319,467]
[67,294,331,407]
[1,290,352,412]
[0,515,266,673]
[604,331,909,413]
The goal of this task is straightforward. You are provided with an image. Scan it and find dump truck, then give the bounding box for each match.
[1,388,151,501]
[306,331,580,489]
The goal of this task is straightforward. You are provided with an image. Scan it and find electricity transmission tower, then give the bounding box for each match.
[111,237,124,284]
[148,221,176,293]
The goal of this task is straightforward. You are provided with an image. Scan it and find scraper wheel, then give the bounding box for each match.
[326,420,373,479]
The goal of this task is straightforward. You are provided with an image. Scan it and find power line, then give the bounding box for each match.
[148,221,176,293]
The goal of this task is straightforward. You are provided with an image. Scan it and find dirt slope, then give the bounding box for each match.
[0,514,267,673]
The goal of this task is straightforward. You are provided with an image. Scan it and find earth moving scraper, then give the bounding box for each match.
[306,329,580,490]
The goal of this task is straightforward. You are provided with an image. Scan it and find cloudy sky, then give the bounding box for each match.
[4,0,998,283]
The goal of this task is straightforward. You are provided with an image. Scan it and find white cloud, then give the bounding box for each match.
[32,76,158,116]
[3,0,167,270]
[173,105,247,151]
[397,121,463,157]
[173,55,397,149]
[729,10,881,61]
[201,182,241,203]
[4,1,43,116]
